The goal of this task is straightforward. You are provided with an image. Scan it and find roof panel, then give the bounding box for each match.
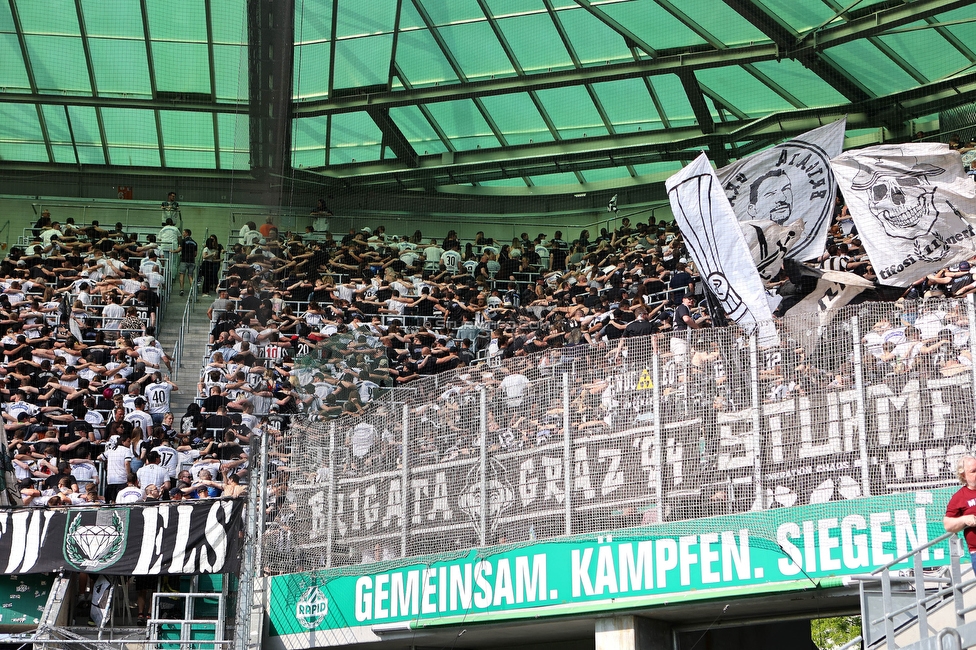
[696,67,797,115]
[333,35,393,89]
[879,23,970,82]
[211,0,247,44]
[0,1,14,32]
[336,0,397,38]
[108,145,160,166]
[66,106,102,148]
[496,13,573,74]
[419,0,487,26]
[661,0,767,46]
[750,59,847,108]
[388,105,449,154]
[648,75,696,128]
[146,0,207,42]
[213,44,248,102]
[484,0,547,19]
[25,35,92,94]
[16,0,80,36]
[438,22,515,81]
[425,100,498,151]
[632,161,683,177]
[580,167,632,183]
[535,85,608,139]
[0,103,43,145]
[554,7,637,66]
[478,94,554,145]
[40,105,78,164]
[0,34,31,91]
[152,42,212,94]
[0,142,47,162]
[294,0,332,41]
[165,147,216,169]
[821,41,918,96]
[80,0,144,39]
[292,115,328,168]
[528,171,579,186]
[293,42,332,101]
[216,112,248,170]
[67,105,105,164]
[100,107,158,147]
[330,112,382,164]
[591,78,663,133]
[160,110,214,149]
[598,1,706,51]
[40,104,71,143]
[88,38,152,98]
[394,28,459,87]
[753,0,830,34]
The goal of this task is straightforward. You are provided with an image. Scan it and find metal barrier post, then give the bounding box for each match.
[851,315,871,496]
[401,403,409,558]
[562,372,572,535]
[479,386,488,547]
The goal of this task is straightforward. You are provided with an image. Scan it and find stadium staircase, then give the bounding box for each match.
[854,532,976,650]
[158,281,212,416]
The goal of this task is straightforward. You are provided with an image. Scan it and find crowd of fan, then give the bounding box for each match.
[3,213,249,508]
[10,176,976,512]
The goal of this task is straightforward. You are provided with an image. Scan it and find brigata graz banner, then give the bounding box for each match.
[267,488,952,646]
[287,371,971,562]
[0,498,244,575]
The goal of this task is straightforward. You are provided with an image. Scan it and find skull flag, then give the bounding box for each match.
[666,153,778,347]
[831,143,976,287]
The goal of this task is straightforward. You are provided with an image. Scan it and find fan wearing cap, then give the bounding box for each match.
[926,260,973,297]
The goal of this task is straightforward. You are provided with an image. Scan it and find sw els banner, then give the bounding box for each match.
[0,499,244,575]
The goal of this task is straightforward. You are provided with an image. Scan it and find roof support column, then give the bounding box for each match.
[247,0,295,198]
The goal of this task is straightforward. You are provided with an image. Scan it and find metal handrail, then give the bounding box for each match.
[850,530,972,649]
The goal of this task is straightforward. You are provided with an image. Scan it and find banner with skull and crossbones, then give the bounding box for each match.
[831,143,976,287]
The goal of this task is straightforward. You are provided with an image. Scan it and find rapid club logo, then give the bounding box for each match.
[296,584,330,629]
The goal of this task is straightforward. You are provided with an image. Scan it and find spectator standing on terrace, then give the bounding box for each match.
[158,218,181,277]
[200,235,224,297]
[945,454,976,573]
[175,229,198,297]
[161,191,180,213]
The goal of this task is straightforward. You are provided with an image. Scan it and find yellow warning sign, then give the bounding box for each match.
[636,368,653,390]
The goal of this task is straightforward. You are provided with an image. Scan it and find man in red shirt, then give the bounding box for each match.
[944,454,976,572]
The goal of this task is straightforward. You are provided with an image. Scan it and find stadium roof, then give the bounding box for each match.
[1,0,976,206]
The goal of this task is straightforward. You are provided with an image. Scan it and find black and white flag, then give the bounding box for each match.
[608,194,618,214]
[666,153,778,346]
[785,269,874,355]
[717,119,846,263]
[831,143,976,287]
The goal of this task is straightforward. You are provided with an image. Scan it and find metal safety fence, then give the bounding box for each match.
[261,295,976,575]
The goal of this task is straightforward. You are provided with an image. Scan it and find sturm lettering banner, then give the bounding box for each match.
[267,489,952,645]
[717,118,846,263]
[282,372,974,567]
[0,499,244,575]
[830,143,976,287]
[667,153,778,346]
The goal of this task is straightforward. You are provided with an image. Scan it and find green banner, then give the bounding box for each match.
[268,488,956,643]
[0,574,51,629]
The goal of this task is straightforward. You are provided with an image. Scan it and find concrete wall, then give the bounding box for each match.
[0,194,674,251]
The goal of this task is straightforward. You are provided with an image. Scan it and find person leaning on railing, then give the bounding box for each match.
[944,454,976,573]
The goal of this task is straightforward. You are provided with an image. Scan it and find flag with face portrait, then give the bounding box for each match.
[831,143,976,287]
[717,118,847,263]
[666,153,779,347]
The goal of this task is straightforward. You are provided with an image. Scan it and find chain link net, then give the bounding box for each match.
[262,297,975,575]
